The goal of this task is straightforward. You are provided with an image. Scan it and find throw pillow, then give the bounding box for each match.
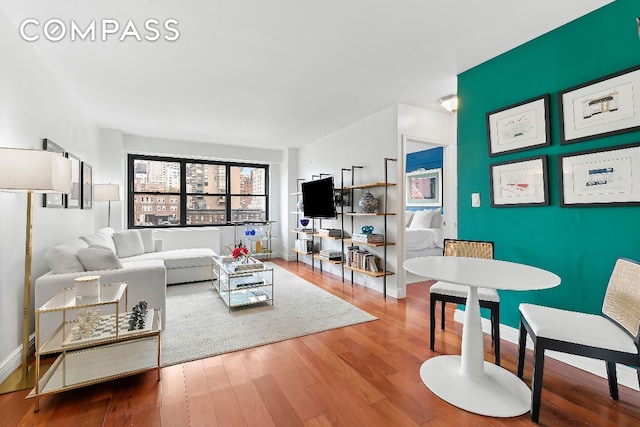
[409,209,437,229]
[431,212,443,229]
[405,210,416,228]
[80,230,116,252]
[112,230,145,258]
[139,229,155,253]
[77,245,124,271]
[45,239,88,274]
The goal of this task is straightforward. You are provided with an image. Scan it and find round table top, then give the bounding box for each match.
[403,256,560,291]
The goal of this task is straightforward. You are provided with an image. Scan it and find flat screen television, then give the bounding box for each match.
[301,177,337,218]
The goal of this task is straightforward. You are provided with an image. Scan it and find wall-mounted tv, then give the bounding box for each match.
[301,177,337,218]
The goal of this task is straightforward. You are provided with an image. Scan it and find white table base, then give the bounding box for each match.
[420,356,531,417]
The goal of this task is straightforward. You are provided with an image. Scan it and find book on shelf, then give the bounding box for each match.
[295,227,314,233]
[351,233,384,243]
[319,249,343,260]
[295,239,313,252]
[346,246,379,272]
[317,228,345,238]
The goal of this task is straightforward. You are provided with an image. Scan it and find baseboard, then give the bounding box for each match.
[453,310,639,391]
[0,334,35,384]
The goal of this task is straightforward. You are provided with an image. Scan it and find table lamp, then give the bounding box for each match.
[94,184,120,228]
[0,147,71,392]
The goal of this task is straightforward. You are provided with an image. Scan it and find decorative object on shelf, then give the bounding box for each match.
[74,275,101,301]
[296,199,304,213]
[490,155,549,207]
[486,94,551,156]
[406,168,442,207]
[361,225,374,235]
[358,191,378,213]
[244,228,256,237]
[128,301,148,331]
[232,243,250,262]
[559,142,640,207]
[559,64,640,144]
[300,218,310,227]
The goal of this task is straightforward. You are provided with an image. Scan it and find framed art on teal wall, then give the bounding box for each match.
[486,94,551,157]
[490,155,549,207]
[559,64,640,144]
[559,142,640,206]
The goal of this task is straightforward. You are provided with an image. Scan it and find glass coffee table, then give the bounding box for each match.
[212,256,274,312]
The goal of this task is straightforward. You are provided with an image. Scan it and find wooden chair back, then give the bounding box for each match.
[443,239,494,260]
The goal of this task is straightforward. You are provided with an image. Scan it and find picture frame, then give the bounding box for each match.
[66,153,81,209]
[490,155,549,207]
[559,64,640,144]
[406,168,442,207]
[559,142,640,207]
[486,94,551,157]
[81,162,92,209]
[42,139,66,208]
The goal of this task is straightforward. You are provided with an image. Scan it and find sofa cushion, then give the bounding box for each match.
[80,230,116,252]
[125,248,215,269]
[113,230,145,258]
[44,239,88,274]
[77,245,123,271]
[139,229,155,253]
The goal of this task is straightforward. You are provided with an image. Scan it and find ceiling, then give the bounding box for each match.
[0,1,612,149]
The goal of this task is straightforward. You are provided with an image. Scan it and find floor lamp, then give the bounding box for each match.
[0,148,71,393]
[94,184,120,228]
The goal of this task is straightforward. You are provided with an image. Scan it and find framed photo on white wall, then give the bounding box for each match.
[406,168,442,207]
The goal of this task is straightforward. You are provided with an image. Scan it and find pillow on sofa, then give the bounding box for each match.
[112,230,145,258]
[80,230,116,252]
[77,245,123,271]
[139,229,155,253]
[409,209,437,229]
[45,239,88,274]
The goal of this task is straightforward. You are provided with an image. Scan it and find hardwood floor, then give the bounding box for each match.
[2,259,639,426]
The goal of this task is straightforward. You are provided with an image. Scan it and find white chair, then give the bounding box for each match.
[429,239,501,365]
[517,257,640,423]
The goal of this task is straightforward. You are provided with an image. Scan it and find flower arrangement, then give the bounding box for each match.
[232,243,249,260]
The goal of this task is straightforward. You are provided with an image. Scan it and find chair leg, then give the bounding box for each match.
[493,305,500,366]
[606,362,619,400]
[429,294,436,351]
[530,341,545,423]
[517,321,527,379]
[440,301,446,330]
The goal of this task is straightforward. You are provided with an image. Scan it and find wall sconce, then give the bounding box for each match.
[437,94,458,113]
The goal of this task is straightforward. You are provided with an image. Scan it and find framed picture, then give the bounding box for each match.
[490,155,549,207]
[486,94,551,156]
[66,153,81,209]
[559,142,640,207]
[81,162,92,209]
[406,168,442,207]
[42,139,66,208]
[559,64,640,144]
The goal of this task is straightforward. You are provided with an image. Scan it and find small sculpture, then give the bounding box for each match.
[358,191,378,213]
[128,301,148,331]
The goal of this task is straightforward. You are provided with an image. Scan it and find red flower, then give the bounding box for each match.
[232,245,249,259]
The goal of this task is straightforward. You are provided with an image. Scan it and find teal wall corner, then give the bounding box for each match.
[457,0,640,327]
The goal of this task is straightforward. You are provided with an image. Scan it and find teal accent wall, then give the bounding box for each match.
[458,0,640,327]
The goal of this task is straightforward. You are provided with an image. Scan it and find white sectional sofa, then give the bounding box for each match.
[35,227,220,338]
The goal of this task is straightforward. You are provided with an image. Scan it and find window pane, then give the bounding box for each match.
[133,194,181,226]
[230,166,266,195]
[186,163,226,193]
[134,159,181,192]
[230,196,266,222]
[186,195,227,224]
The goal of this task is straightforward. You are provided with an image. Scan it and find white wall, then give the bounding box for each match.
[0,10,100,382]
[295,104,455,298]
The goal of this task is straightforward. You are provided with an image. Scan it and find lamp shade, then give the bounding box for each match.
[94,184,120,201]
[0,147,72,193]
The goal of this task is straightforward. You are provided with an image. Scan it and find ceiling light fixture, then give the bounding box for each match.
[437,94,458,113]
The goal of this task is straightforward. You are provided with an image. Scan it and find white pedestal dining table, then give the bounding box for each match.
[403,256,560,417]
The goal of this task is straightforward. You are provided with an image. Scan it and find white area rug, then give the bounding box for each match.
[161,262,376,366]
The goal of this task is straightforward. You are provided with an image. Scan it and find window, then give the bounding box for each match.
[129,155,269,227]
